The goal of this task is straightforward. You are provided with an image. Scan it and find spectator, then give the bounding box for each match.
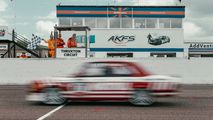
[19,52,28,58]
[67,33,77,48]
[44,32,55,58]
[57,33,65,48]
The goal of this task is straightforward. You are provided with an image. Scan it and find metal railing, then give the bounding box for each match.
[8,31,41,58]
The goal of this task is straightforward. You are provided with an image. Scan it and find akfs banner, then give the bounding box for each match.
[0,26,8,40]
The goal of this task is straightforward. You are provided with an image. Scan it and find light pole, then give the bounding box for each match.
[54,25,58,58]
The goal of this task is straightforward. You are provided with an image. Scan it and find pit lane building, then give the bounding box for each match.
[56,5,185,58]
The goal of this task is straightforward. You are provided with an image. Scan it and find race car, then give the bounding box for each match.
[26,61,180,106]
[148,34,170,46]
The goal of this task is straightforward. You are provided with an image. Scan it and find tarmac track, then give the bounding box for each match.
[0,85,213,120]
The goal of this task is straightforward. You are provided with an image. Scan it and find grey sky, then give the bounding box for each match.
[0,0,212,42]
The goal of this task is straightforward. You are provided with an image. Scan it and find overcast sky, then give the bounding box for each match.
[0,0,212,42]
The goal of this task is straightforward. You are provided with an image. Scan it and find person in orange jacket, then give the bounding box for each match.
[44,32,55,58]
[57,33,65,48]
[67,33,77,48]
[19,52,28,58]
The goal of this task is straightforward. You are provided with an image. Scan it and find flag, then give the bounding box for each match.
[27,34,44,50]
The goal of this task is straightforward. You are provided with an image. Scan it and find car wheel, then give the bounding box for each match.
[129,90,154,106]
[42,88,66,105]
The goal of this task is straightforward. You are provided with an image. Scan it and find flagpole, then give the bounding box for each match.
[11,0,16,30]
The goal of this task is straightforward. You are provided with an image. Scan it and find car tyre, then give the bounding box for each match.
[129,89,154,106]
[42,88,66,105]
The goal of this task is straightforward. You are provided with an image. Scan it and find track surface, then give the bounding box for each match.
[0,85,213,120]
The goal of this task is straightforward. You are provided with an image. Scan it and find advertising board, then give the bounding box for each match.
[90,29,184,49]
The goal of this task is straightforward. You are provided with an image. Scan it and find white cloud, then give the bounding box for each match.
[36,11,56,20]
[47,11,56,19]
[16,22,29,26]
[35,11,57,40]
[0,0,8,12]
[0,0,10,27]
[36,20,56,37]
[183,22,205,41]
[0,18,8,26]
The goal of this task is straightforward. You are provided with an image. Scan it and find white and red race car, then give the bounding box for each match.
[26,61,180,106]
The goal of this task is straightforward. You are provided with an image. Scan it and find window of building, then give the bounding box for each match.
[150,53,176,57]
[171,19,182,28]
[121,18,132,28]
[110,18,121,28]
[146,18,158,28]
[72,18,83,26]
[134,18,146,28]
[85,18,96,28]
[159,18,170,28]
[189,53,213,58]
[59,18,71,26]
[97,18,107,28]
[107,53,133,58]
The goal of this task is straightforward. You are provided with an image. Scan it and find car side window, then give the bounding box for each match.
[110,66,133,77]
[78,63,107,77]
[84,65,106,77]
[77,63,141,77]
[85,67,105,76]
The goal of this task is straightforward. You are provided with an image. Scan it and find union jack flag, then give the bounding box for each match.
[27,34,44,50]
[108,7,132,18]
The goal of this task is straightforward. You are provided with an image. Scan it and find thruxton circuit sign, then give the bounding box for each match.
[56,48,85,58]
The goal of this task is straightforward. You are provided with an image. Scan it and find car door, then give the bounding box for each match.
[70,63,135,100]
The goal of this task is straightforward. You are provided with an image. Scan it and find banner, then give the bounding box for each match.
[90,29,184,48]
[189,43,213,48]
[0,26,8,40]
[56,48,86,58]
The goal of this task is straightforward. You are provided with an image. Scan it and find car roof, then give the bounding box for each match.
[87,61,151,76]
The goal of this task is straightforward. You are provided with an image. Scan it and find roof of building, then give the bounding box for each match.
[56,5,185,18]
[57,5,185,8]
[54,26,91,31]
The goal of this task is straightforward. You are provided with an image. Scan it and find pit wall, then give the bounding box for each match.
[0,58,212,84]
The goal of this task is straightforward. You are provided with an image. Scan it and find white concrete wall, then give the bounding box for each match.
[0,58,213,84]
